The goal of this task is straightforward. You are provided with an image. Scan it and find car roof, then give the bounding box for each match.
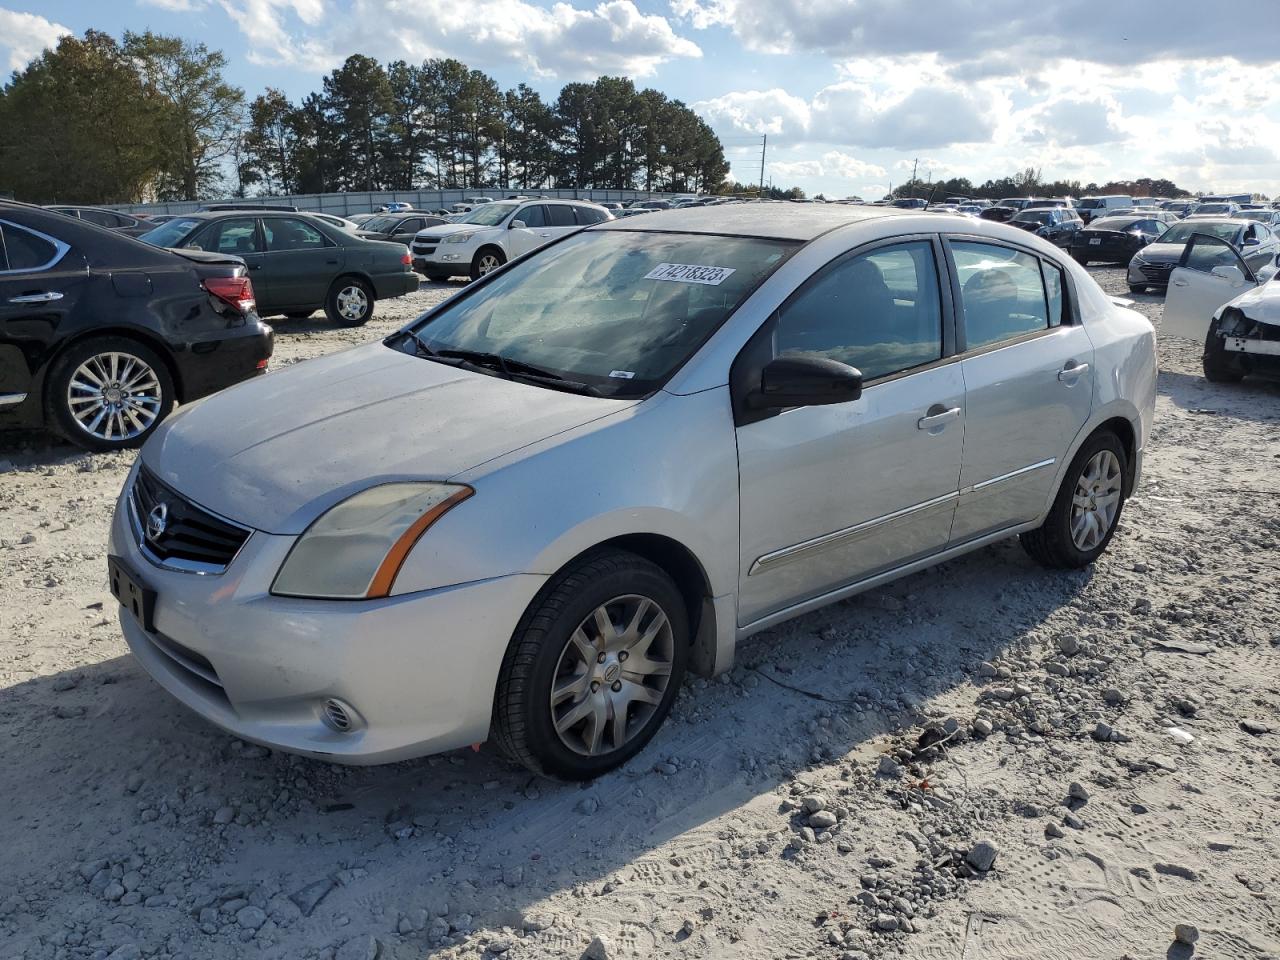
[593,204,909,240]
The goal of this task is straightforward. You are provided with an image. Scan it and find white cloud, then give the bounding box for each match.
[692,88,810,139]
[1023,97,1122,147]
[139,0,211,11]
[0,7,70,72]
[217,0,331,68]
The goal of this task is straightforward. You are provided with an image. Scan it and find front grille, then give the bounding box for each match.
[411,241,438,258]
[1140,261,1174,282]
[130,467,251,573]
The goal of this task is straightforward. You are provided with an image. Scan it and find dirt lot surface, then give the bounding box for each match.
[2,268,1279,960]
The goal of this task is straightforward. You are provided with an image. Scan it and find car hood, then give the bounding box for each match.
[1223,278,1280,327]
[415,223,490,239]
[142,342,632,534]
[1133,242,1186,262]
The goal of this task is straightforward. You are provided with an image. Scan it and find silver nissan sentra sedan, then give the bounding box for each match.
[108,206,1157,780]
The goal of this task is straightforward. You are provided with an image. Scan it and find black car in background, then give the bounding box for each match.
[1069,215,1169,266]
[0,201,272,451]
[138,211,419,325]
[355,212,450,245]
[979,206,1018,223]
[1008,207,1083,246]
[45,206,153,238]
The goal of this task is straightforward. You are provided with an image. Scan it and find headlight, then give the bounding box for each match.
[272,483,473,599]
[444,232,475,244]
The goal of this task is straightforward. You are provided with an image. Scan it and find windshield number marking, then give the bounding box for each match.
[644,263,736,286]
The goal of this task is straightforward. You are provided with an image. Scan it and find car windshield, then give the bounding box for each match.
[1089,217,1142,231]
[362,216,398,232]
[1196,203,1232,214]
[402,230,797,399]
[1239,210,1274,222]
[1156,221,1241,245]
[453,203,518,226]
[138,218,201,247]
[1014,211,1054,224]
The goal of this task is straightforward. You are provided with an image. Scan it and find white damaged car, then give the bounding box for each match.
[1161,232,1280,381]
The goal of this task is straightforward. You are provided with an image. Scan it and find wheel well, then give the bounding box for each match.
[41,327,184,403]
[562,534,717,676]
[1094,416,1137,497]
[329,272,374,297]
[474,245,506,264]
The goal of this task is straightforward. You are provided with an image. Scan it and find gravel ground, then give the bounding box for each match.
[2,268,1279,960]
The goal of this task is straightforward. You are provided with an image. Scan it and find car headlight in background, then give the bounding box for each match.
[444,232,476,244]
[272,483,473,599]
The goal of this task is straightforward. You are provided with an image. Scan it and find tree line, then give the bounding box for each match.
[0,30,730,204]
[892,168,1198,202]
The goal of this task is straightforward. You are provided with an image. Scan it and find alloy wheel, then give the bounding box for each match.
[1070,449,1122,551]
[66,351,163,443]
[549,594,674,757]
[478,254,502,275]
[335,285,368,321]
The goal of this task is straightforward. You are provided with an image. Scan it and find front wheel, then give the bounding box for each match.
[470,248,506,281]
[1203,317,1245,383]
[324,277,374,326]
[492,550,688,780]
[1072,253,1089,265]
[1128,284,1147,294]
[1020,431,1127,569]
[45,337,175,452]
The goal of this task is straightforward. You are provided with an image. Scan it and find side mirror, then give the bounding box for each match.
[509,220,526,230]
[750,355,863,409]
[184,243,203,251]
[1211,264,1247,284]
[1243,236,1260,246]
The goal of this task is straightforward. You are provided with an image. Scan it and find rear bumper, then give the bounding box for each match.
[174,320,274,402]
[371,271,420,300]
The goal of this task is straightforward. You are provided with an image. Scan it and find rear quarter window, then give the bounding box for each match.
[1,224,60,272]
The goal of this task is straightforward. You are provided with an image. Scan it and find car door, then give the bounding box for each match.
[1241,223,1279,273]
[389,217,424,245]
[506,204,550,258]
[1163,234,1258,341]
[946,239,1094,543]
[261,216,341,309]
[188,217,268,304]
[0,219,84,405]
[735,237,964,625]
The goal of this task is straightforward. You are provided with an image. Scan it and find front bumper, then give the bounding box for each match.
[109,477,546,764]
[1127,258,1175,287]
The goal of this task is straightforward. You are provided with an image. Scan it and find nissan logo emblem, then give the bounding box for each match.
[146,503,169,542]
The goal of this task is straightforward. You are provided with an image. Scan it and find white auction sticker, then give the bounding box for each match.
[644,262,736,285]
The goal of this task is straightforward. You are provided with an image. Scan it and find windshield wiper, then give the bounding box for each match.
[406,343,602,396]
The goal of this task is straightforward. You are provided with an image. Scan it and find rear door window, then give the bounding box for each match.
[0,224,60,272]
[573,205,609,225]
[546,205,577,227]
[78,209,119,227]
[200,218,261,255]
[263,218,327,251]
[951,241,1051,350]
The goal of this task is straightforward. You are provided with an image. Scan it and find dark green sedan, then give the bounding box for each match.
[138,211,419,325]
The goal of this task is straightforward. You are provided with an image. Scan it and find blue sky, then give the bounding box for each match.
[7,1,1280,199]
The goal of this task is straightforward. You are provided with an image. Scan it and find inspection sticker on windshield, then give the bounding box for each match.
[644,263,736,285]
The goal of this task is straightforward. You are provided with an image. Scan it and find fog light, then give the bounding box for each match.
[442,253,459,261]
[320,698,360,733]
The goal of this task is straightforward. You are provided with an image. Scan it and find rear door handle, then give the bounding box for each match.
[8,291,64,304]
[918,406,961,430]
[1059,361,1090,381]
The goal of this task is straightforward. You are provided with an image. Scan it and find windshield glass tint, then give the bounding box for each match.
[1015,212,1053,224]
[1077,199,1104,209]
[407,230,797,398]
[138,218,200,247]
[455,203,517,226]
[1091,218,1141,230]
[362,216,396,232]
[1157,221,1240,245]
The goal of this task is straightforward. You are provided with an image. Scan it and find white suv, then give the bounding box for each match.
[411,200,613,280]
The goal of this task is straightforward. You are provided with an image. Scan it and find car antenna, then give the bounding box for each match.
[923,182,942,210]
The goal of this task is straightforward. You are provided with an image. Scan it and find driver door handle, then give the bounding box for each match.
[1171,277,1189,287]
[1059,361,1090,381]
[538,232,552,238]
[917,406,961,430]
[9,291,64,304]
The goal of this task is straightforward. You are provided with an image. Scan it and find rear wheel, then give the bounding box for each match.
[46,337,175,452]
[470,247,506,281]
[1072,253,1089,265]
[1203,317,1245,383]
[493,550,688,780]
[1020,431,1127,569]
[1127,284,1147,294]
[324,277,374,326]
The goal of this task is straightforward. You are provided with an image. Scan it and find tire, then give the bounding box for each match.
[45,336,175,452]
[469,247,506,281]
[1127,284,1146,294]
[284,310,314,320]
[1072,253,1089,266]
[1020,430,1127,569]
[492,549,689,780]
[324,277,374,326]
[1203,317,1245,383]
[421,270,453,283]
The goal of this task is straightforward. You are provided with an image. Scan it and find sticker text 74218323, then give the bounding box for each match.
[644,263,737,286]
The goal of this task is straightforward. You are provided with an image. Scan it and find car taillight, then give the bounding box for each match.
[203,275,256,315]
[401,252,412,267]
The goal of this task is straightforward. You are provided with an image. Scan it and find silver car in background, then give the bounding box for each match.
[108,206,1156,780]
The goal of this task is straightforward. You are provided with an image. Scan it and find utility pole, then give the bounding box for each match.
[911,158,918,198]
[759,135,767,196]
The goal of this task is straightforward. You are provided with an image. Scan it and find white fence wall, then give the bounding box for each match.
[111,188,680,217]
